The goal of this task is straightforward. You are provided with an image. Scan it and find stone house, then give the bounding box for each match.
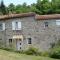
[0,12,60,51]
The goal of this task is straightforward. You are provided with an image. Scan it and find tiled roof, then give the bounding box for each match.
[0,12,35,20]
[35,14,60,20]
[0,12,60,20]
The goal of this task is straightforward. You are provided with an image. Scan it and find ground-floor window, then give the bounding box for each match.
[9,39,12,43]
[20,43,21,45]
[20,47,21,49]
[0,39,2,40]
[28,38,32,44]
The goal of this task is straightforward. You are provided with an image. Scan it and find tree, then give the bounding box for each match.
[51,0,60,14]
[8,3,16,14]
[15,4,22,13]
[0,0,60,15]
[30,3,37,12]
[36,0,52,14]
[21,2,31,13]
[0,0,7,15]
[15,2,31,13]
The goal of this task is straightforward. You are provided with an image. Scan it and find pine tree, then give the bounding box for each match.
[0,0,7,15]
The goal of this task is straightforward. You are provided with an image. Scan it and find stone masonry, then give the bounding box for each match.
[0,13,60,51]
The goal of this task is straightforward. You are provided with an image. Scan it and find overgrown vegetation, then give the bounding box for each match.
[0,46,41,55]
[49,40,60,59]
[0,49,57,60]
[25,47,41,56]
[49,46,60,59]
[0,42,60,59]
[0,0,60,15]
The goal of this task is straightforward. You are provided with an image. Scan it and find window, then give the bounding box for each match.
[15,22,18,29]
[0,23,3,30]
[20,43,21,45]
[20,47,21,49]
[56,20,60,25]
[0,23,5,31]
[0,39,2,40]
[28,38,32,44]
[44,22,48,27]
[9,39,12,43]
[12,21,21,30]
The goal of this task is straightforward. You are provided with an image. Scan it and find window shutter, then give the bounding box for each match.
[56,20,60,25]
[3,23,5,30]
[18,22,21,30]
[12,22,15,30]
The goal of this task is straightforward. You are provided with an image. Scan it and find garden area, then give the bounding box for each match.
[0,49,59,60]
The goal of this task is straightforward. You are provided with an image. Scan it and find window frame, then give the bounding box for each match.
[9,39,12,43]
[28,38,32,44]
[44,22,48,28]
[0,23,3,31]
[12,21,21,30]
[0,23,5,31]
[56,20,60,26]
[15,21,18,30]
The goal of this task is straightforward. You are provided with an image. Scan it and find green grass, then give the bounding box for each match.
[0,49,59,60]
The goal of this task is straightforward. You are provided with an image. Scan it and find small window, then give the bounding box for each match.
[20,43,21,45]
[0,23,3,30]
[20,47,21,49]
[28,38,32,44]
[0,39,2,40]
[9,39,12,43]
[44,22,48,27]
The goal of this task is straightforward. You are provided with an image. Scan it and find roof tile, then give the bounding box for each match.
[35,14,60,20]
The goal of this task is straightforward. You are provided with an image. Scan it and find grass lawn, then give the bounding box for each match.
[0,49,59,60]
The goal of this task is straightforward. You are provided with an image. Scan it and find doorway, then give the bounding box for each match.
[16,39,22,50]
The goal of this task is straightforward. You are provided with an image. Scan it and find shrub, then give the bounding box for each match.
[25,47,41,55]
[0,47,15,52]
[50,42,55,48]
[15,50,25,54]
[49,46,60,59]
[41,51,49,57]
[0,47,25,54]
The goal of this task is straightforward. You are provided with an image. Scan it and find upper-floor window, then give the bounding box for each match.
[12,21,21,30]
[0,23,5,31]
[44,22,48,27]
[56,20,60,25]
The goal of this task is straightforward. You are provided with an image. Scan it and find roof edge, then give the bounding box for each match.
[35,14,60,20]
[0,13,60,20]
[0,12,36,20]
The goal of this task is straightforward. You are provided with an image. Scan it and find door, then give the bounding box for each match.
[16,39,22,50]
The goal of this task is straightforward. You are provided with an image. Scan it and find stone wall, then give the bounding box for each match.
[0,16,60,51]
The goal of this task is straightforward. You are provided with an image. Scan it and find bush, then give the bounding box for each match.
[0,46,16,52]
[25,47,41,55]
[0,47,25,54]
[49,46,60,59]
[15,50,25,54]
[41,51,49,57]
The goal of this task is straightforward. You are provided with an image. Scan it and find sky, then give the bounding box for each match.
[0,0,37,6]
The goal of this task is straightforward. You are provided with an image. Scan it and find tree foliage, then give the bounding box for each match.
[0,0,60,15]
[8,3,16,14]
[0,0,7,15]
